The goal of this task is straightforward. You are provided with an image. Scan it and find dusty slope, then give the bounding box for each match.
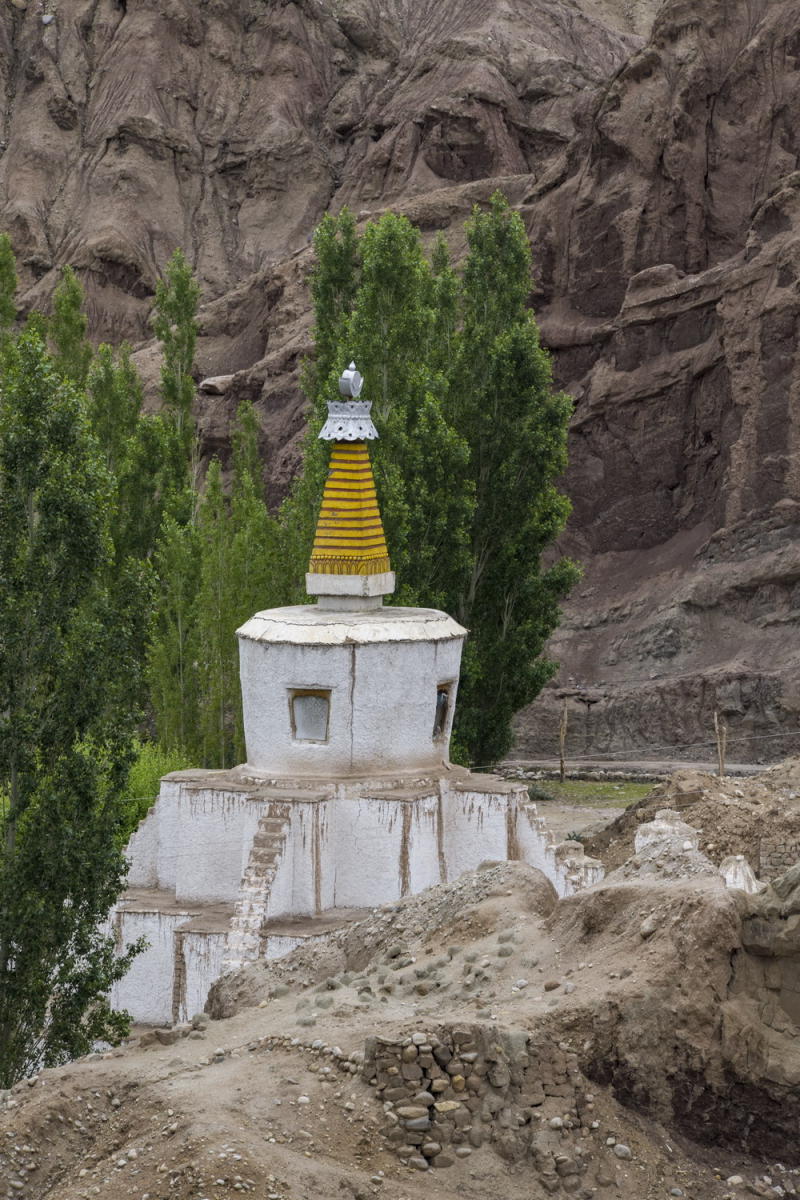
[581,757,800,876]
[3,0,800,755]
[3,855,800,1199]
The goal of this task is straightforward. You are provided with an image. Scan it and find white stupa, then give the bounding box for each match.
[110,363,602,1024]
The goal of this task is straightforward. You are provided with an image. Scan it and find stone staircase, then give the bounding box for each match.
[223,802,292,973]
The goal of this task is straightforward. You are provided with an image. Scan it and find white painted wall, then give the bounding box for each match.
[175,787,262,903]
[237,606,465,775]
[179,931,228,1023]
[109,909,189,1025]
[113,770,604,1024]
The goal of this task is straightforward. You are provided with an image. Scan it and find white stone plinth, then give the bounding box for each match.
[111,767,604,1024]
[305,571,395,599]
[237,606,466,775]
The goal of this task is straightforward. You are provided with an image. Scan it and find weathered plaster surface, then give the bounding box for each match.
[112,770,603,1022]
[112,601,602,1024]
[237,606,466,775]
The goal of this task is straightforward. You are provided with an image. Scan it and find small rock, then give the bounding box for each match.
[640,915,659,940]
[613,1144,632,1160]
[155,1028,180,1046]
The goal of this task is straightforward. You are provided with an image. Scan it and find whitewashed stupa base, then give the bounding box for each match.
[110,767,603,1024]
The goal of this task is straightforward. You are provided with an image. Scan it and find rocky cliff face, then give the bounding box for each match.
[3,0,800,760]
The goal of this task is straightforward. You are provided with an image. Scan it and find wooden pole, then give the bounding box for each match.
[714,710,727,778]
[559,698,568,783]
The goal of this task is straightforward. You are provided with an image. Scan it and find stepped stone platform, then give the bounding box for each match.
[110,766,602,1024]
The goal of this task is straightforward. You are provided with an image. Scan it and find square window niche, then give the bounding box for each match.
[289,689,331,743]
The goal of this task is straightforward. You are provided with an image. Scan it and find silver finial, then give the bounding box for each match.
[320,360,378,441]
[339,361,363,398]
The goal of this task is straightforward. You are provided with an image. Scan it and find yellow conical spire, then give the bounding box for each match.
[308,441,391,576]
[306,361,395,604]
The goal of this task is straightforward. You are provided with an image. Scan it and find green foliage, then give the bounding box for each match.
[149,402,279,767]
[0,330,143,1086]
[449,195,580,763]
[280,212,362,600]
[289,210,473,609]
[147,514,201,755]
[0,233,17,338]
[118,740,193,839]
[87,343,175,564]
[527,782,557,804]
[152,249,200,463]
[51,266,93,388]
[346,215,473,608]
[297,195,578,765]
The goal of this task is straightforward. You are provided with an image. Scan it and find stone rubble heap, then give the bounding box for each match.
[363,1023,615,1191]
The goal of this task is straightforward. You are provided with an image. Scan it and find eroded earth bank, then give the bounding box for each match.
[3,761,800,1200]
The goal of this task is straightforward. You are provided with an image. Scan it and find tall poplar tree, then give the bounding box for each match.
[296,195,577,764]
[147,515,200,755]
[280,211,361,598]
[346,215,473,608]
[192,404,279,767]
[0,331,142,1085]
[87,343,172,564]
[449,194,579,763]
[288,210,473,610]
[50,265,93,388]
[152,248,200,476]
[0,233,17,340]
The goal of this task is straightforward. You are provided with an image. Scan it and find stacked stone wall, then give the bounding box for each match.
[363,1024,613,1191]
[759,835,800,880]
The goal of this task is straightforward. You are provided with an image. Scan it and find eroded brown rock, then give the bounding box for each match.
[3,0,800,755]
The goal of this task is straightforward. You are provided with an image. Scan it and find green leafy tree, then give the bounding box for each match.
[50,265,93,388]
[0,233,17,339]
[295,196,577,764]
[194,460,232,766]
[449,194,579,763]
[147,513,200,755]
[227,403,281,757]
[87,343,173,565]
[346,215,473,607]
[287,211,473,609]
[87,343,141,473]
[194,404,280,767]
[152,248,200,469]
[280,211,361,598]
[118,740,193,840]
[0,330,142,1086]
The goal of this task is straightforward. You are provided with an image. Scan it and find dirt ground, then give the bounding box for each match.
[3,769,800,1200]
